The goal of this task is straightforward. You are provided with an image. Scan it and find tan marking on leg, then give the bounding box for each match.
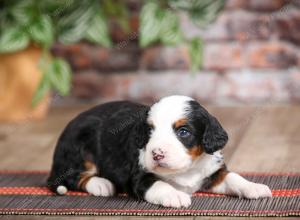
[78,160,98,190]
[210,167,229,188]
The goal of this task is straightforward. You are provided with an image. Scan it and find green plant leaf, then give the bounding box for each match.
[140,1,183,47]
[29,15,54,48]
[39,0,75,15]
[190,0,226,27]
[31,73,50,107]
[57,3,94,44]
[85,11,112,47]
[139,1,161,47]
[47,58,72,96]
[10,0,35,26]
[102,0,130,33]
[0,26,29,53]
[188,37,203,72]
[159,10,182,45]
[168,0,226,27]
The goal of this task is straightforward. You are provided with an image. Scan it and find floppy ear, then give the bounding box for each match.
[202,115,228,154]
[130,121,151,149]
[129,108,151,149]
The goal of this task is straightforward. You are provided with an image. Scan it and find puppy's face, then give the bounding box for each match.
[139,96,228,176]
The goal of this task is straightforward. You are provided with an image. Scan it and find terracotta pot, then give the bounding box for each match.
[0,45,50,122]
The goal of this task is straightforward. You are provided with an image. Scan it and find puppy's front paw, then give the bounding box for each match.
[161,189,191,208]
[242,182,272,199]
[85,177,115,197]
[145,181,191,208]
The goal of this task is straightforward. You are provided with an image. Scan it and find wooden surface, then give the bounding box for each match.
[0,105,299,220]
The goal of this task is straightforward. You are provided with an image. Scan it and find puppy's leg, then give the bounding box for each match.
[83,177,115,196]
[131,172,191,208]
[78,161,115,197]
[210,171,272,199]
[145,181,191,208]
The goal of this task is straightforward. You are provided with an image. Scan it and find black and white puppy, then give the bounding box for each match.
[48,95,272,207]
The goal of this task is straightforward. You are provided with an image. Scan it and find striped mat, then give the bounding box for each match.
[0,171,299,217]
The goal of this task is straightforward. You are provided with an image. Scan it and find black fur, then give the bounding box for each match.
[48,99,228,200]
[187,101,228,154]
[47,101,157,199]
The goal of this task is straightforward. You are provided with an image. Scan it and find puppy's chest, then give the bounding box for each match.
[163,153,224,193]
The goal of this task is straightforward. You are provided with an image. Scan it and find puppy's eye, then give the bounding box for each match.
[177,127,191,138]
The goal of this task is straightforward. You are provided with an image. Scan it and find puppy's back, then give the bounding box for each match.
[47,101,149,193]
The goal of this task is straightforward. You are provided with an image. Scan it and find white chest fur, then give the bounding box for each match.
[160,151,224,194]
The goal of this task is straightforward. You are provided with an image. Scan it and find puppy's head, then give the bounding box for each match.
[139,95,228,175]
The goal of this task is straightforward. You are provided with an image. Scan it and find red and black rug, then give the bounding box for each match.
[0,171,299,217]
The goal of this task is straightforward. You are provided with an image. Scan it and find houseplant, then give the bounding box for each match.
[0,0,111,121]
[139,0,226,71]
[0,0,225,122]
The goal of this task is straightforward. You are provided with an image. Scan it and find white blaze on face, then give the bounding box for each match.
[140,95,195,175]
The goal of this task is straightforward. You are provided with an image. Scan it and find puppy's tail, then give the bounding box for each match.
[56,185,68,195]
[48,183,68,195]
[47,175,68,195]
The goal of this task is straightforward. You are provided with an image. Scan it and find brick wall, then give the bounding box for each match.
[52,0,300,104]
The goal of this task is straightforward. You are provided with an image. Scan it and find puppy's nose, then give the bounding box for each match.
[152,149,165,161]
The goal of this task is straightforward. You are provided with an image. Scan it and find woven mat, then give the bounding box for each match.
[0,171,299,217]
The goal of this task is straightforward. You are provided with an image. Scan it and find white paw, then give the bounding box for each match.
[145,181,191,208]
[241,182,272,199]
[85,177,115,197]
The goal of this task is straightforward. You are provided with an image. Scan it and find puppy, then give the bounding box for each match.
[48,95,272,208]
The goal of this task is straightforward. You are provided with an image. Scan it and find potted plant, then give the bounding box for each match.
[0,0,225,122]
[0,0,112,122]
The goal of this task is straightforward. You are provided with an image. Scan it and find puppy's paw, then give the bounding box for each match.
[241,182,272,199]
[161,190,191,208]
[85,177,115,197]
[145,181,191,208]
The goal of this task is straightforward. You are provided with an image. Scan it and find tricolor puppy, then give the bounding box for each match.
[48,95,272,207]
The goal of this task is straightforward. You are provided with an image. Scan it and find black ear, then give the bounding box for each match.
[202,115,228,154]
[129,108,151,149]
[131,121,151,149]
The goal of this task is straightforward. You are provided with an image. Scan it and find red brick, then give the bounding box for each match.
[203,43,244,71]
[216,70,295,103]
[92,44,140,72]
[180,13,231,41]
[275,9,300,44]
[141,46,190,70]
[225,0,248,9]
[70,70,300,104]
[246,0,289,12]
[226,0,289,11]
[72,72,118,99]
[225,0,291,12]
[227,11,273,41]
[110,14,139,43]
[70,55,92,69]
[246,42,297,69]
[52,42,141,72]
[290,71,300,102]
[182,9,278,42]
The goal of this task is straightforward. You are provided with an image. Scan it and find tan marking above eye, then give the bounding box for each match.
[188,146,203,160]
[174,118,188,129]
